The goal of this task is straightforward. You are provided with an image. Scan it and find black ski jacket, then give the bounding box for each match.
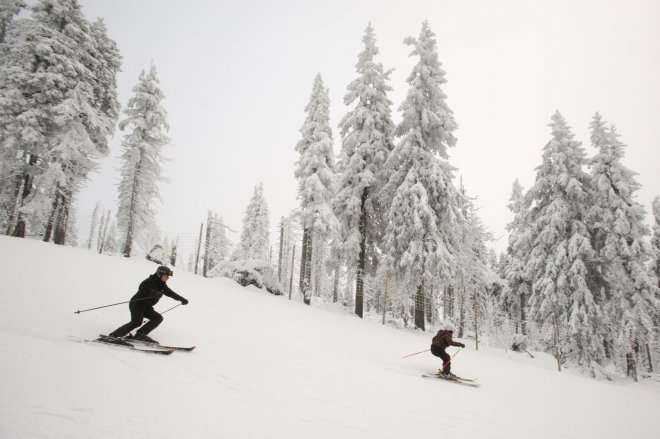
[131,274,185,308]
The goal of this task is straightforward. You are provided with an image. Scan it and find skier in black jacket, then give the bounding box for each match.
[108,266,189,343]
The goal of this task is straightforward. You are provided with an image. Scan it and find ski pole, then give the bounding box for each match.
[140,303,182,324]
[441,347,463,371]
[160,303,181,314]
[73,297,153,314]
[402,349,431,358]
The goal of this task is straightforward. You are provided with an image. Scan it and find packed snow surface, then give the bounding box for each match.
[1,235,659,438]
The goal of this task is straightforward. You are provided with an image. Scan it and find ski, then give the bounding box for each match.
[422,373,481,387]
[446,375,477,382]
[125,338,196,352]
[95,335,174,355]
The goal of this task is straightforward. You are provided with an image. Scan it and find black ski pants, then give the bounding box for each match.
[109,301,163,337]
[431,345,451,374]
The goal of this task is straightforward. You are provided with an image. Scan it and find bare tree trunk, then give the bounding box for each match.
[552,311,562,372]
[382,272,389,325]
[299,229,308,298]
[6,175,23,236]
[43,192,62,242]
[414,283,425,331]
[645,343,654,373]
[98,210,110,254]
[87,203,100,249]
[333,263,340,303]
[288,245,296,300]
[355,190,368,318]
[459,286,466,338]
[122,159,142,258]
[53,190,70,245]
[520,287,527,335]
[170,238,178,266]
[312,235,322,298]
[203,212,212,277]
[7,155,38,238]
[626,352,638,381]
[194,222,203,274]
[278,217,284,280]
[301,229,313,305]
[444,284,453,320]
[473,289,479,351]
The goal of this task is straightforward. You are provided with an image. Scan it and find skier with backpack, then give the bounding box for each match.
[431,322,465,377]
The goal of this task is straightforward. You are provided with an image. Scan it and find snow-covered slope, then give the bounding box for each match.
[1,235,658,439]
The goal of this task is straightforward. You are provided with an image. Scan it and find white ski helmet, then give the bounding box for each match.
[441,321,456,332]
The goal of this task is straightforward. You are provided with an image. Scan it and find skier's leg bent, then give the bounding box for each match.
[431,345,451,374]
[137,307,163,335]
[109,302,145,338]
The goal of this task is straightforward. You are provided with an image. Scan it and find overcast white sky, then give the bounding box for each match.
[73,0,660,256]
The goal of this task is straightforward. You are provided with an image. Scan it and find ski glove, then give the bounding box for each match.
[180,298,189,305]
[458,343,466,348]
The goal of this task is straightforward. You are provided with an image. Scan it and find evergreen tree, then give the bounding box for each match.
[381,21,460,330]
[116,64,169,257]
[205,213,231,274]
[0,0,24,43]
[233,184,270,261]
[0,0,119,241]
[452,188,494,348]
[294,74,338,304]
[588,114,658,378]
[102,219,117,253]
[526,112,599,372]
[502,179,532,335]
[652,197,660,285]
[335,23,394,318]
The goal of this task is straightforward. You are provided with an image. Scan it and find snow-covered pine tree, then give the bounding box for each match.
[335,23,395,318]
[381,21,460,331]
[204,212,231,275]
[0,0,120,242]
[276,210,302,299]
[587,114,658,379]
[0,0,24,43]
[294,74,338,305]
[502,179,533,335]
[652,197,660,285]
[102,219,117,253]
[452,187,495,349]
[652,197,660,363]
[116,64,169,257]
[526,112,599,372]
[0,10,60,237]
[0,0,25,229]
[233,184,270,261]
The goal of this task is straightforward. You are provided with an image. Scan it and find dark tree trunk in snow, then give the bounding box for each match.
[8,154,38,238]
[300,228,312,305]
[122,166,141,258]
[520,289,527,335]
[473,289,479,350]
[53,189,72,245]
[552,311,562,372]
[43,193,63,242]
[288,245,296,300]
[414,283,425,331]
[355,190,368,318]
[277,218,284,280]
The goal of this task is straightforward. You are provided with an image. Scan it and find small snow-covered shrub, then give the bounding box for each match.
[210,259,283,295]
